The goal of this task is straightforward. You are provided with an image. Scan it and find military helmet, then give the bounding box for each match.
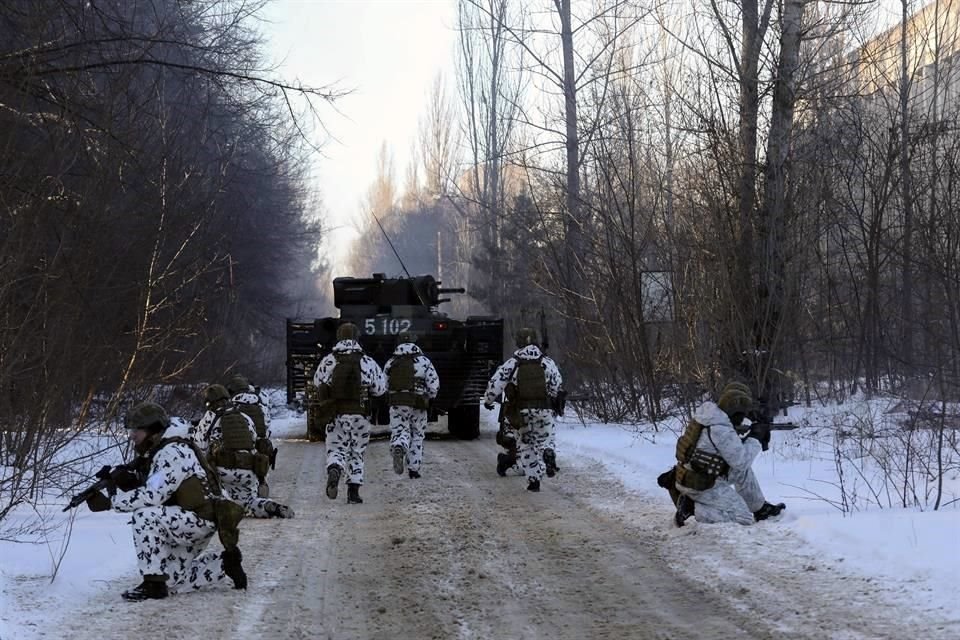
[398,331,417,344]
[204,383,230,405]
[515,327,538,349]
[717,389,752,418]
[336,322,359,342]
[721,381,752,399]
[125,402,170,433]
[226,374,250,396]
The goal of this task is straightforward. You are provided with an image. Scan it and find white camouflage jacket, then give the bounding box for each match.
[483,345,563,405]
[112,440,211,512]
[312,339,387,398]
[691,401,761,475]
[384,343,440,399]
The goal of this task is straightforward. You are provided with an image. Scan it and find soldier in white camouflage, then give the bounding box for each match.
[196,384,294,519]
[83,402,247,601]
[312,322,387,504]
[227,374,276,497]
[384,331,440,479]
[672,383,785,526]
[483,327,563,492]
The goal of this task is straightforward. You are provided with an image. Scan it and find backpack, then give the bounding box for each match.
[674,419,729,491]
[515,358,549,409]
[388,355,428,409]
[331,352,366,415]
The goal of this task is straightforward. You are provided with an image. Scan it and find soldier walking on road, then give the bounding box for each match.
[196,384,294,519]
[483,327,563,492]
[313,322,387,504]
[384,331,439,479]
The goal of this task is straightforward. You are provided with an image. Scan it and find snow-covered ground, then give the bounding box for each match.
[1,393,957,638]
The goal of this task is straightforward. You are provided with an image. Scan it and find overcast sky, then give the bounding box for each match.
[260,0,457,270]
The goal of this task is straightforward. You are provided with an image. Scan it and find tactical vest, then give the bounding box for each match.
[674,419,730,491]
[514,358,550,409]
[218,408,255,451]
[236,401,267,439]
[331,352,366,415]
[209,408,261,473]
[388,355,428,409]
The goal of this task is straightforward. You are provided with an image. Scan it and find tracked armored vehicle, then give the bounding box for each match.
[286,273,503,440]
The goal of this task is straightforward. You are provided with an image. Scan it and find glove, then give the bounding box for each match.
[93,465,118,496]
[111,465,143,492]
[85,491,112,512]
[483,401,495,411]
[746,423,771,451]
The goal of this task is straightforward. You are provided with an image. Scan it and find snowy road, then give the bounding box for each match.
[33,432,955,640]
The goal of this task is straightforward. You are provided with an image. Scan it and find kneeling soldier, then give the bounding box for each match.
[84,402,247,600]
[198,384,294,519]
[227,374,277,497]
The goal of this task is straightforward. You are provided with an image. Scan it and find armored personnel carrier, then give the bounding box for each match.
[286,273,503,440]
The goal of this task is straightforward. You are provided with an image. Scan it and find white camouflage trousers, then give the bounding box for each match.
[326,414,371,484]
[130,506,228,592]
[389,406,427,473]
[683,466,767,526]
[219,467,290,518]
[517,409,554,482]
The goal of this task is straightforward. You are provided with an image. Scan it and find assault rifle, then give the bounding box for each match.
[63,462,146,511]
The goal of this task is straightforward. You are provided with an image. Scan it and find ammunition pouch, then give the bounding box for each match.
[255,437,275,458]
[166,475,216,521]
[212,497,245,550]
[676,449,729,492]
[389,391,429,410]
[210,448,256,471]
[252,452,270,482]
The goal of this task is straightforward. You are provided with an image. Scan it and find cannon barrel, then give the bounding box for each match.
[437,287,466,294]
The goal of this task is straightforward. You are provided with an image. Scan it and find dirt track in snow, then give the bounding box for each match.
[34,423,959,640]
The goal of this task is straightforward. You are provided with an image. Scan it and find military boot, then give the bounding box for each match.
[543,448,559,478]
[346,483,363,504]
[408,469,421,479]
[121,575,169,601]
[391,445,406,475]
[496,453,515,477]
[221,547,247,590]
[265,502,295,518]
[326,465,342,500]
[754,502,786,521]
[674,495,695,527]
[527,478,541,492]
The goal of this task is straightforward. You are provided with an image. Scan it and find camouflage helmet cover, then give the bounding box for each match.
[204,383,230,404]
[717,389,752,418]
[515,327,538,349]
[721,381,753,400]
[226,374,250,396]
[336,322,359,342]
[125,402,170,432]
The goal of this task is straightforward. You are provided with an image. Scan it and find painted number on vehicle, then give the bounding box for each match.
[364,318,413,335]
